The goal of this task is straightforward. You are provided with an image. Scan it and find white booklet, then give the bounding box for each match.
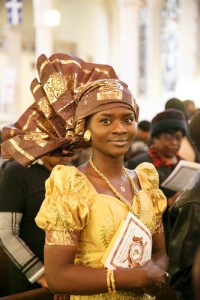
[101,212,152,270]
[161,159,200,192]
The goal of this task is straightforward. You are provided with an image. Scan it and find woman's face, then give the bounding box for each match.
[153,130,183,158]
[87,107,137,158]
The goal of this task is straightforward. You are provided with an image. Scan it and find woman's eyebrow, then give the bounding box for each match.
[98,112,134,117]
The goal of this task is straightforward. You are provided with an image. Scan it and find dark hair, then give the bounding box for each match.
[165,97,185,113]
[138,120,151,131]
[189,111,200,151]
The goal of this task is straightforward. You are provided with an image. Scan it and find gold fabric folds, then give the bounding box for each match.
[1,54,118,166]
[1,53,138,166]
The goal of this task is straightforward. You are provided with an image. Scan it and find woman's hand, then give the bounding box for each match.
[140,260,168,296]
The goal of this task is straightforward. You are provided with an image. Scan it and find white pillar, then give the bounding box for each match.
[145,0,163,106]
[176,0,200,101]
[118,0,140,95]
[3,27,22,121]
[33,0,54,58]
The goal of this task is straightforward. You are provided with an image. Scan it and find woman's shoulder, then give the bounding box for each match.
[48,164,96,195]
[126,162,159,190]
[133,162,159,190]
[36,165,94,231]
[135,162,158,179]
[51,164,87,182]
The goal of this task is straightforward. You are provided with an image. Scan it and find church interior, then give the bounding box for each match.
[0,0,200,127]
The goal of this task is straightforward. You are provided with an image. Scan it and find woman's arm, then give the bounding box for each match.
[151,232,168,270]
[44,241,167,295]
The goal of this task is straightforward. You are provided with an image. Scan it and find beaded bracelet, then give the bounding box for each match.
[106,269,116,294]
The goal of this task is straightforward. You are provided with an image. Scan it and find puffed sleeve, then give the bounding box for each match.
[135,162,167,234]
[35,165,94,232]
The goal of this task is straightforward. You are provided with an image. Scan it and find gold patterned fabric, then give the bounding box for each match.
[35,162,167,300]
[1,53,138,167]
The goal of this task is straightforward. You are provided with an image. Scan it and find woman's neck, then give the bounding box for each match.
[89,154,125,178]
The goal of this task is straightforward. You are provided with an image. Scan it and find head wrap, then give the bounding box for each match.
[151,108,188,137]
[1,53,138,166]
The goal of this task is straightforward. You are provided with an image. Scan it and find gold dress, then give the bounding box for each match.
[35,162,167,300]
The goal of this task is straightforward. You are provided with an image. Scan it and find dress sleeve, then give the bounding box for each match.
[135,162,167,234]
[35,165,93,232]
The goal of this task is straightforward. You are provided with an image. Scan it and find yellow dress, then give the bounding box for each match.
[36,162,167,300]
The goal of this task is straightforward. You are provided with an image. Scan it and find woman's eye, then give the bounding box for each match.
[125,117,134,123]
[100,119,111,124]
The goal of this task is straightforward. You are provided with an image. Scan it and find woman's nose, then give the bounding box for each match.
[112,121,127,133]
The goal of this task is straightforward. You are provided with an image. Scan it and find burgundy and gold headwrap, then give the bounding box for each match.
[1,53,138,166]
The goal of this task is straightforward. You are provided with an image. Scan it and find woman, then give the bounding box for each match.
[1,53,168,299]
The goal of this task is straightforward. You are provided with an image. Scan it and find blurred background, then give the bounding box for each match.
[0,0,200,128]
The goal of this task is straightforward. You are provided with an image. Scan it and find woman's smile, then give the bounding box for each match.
[109,139,129,147]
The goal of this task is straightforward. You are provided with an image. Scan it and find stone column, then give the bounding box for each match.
[118,0,140,94]
[3,27,22,122]
[145,0,163,103]
[33,0,54,58]
[176,0,200,100]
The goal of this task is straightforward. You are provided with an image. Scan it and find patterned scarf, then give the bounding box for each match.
[148,145,181,168]
[1,53,138,166]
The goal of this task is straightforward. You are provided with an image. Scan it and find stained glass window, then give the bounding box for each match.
[161,0,180,92]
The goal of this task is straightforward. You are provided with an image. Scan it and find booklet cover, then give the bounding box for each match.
[161,160,200,192]
[101,212,152,270]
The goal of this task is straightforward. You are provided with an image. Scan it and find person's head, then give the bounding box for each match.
[86,106,137,158]
[189,110,200,151]
[183,99,197,119]
[74,79,138,158]
[164,97,185,113]
[136,120,151,143]
[150,109,187,158]
[1,53,139,166]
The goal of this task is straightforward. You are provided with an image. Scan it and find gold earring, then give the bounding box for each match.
[83,130,91,142]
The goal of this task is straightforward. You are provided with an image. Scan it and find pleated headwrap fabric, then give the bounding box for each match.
[1,53,138,167]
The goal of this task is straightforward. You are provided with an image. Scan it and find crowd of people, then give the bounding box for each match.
[0,53,199,300]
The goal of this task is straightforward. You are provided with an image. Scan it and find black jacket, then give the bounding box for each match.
[168,179,200,300]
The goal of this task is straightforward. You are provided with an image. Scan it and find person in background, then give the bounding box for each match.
[165,97,200,162]
[1,53,169,300]
[0,155,73,295]
[168,110,200,300]
[127,109,188,252]
[125,120,151,163]
[165,98,185,115]
[183,99,198,122]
